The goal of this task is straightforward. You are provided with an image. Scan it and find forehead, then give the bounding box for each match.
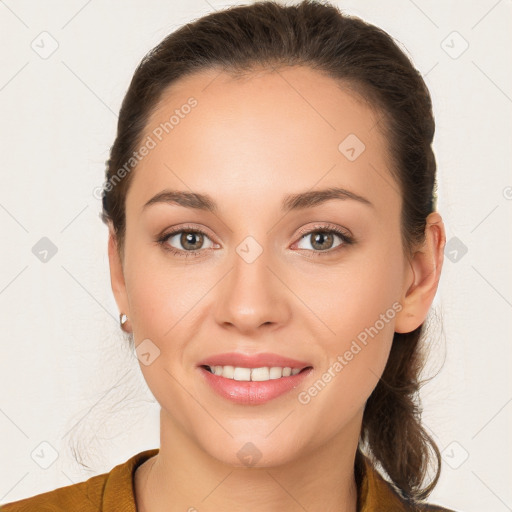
[126,65,398,216]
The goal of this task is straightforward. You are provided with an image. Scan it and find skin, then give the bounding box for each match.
[108,65,446,512]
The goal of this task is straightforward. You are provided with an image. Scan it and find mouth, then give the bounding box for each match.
[200,364,313,381]
[196,352,314,405]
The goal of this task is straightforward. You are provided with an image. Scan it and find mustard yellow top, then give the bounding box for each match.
[0,448,456,511]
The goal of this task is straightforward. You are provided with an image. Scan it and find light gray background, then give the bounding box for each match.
[1,1,511,511]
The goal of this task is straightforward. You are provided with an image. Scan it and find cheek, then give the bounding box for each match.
[122,237,208,338]
[295,239,404,346]
[293,239,403,413]
[122,246,206,427]
[296,293,398,437]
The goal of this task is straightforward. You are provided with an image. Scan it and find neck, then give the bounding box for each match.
[135,409,361,512]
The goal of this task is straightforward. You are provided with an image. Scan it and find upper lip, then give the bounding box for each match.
[197,352,313,369]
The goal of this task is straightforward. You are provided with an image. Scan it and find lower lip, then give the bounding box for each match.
[198,366,313,405]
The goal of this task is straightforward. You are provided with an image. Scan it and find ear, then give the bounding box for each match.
[107,224,131,328]
[394,212,446,334]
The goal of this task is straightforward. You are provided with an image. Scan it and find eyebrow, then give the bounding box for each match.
[142,186,373,213]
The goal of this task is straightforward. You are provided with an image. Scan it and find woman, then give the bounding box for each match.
[1,1,457,510]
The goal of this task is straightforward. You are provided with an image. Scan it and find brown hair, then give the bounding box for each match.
[100,0,441,502]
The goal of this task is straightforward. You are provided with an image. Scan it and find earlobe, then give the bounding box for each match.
[394,212,446,334]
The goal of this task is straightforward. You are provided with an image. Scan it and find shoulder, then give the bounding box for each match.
[0,449,159,512]
[0,472,107,512]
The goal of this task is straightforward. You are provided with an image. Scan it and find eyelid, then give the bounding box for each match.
[159,223,217,243]
[294,222,353,241]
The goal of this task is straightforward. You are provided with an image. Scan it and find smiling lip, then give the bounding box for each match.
[196,352,313,405]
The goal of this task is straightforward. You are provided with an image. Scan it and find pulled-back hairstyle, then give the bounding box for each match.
[100,0,442,502]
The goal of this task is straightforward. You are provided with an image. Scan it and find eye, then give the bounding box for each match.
[157,222,355,259]
[294,223,354,256]
[157,225,216,257]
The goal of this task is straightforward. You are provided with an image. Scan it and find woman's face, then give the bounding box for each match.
[111,66,419,466]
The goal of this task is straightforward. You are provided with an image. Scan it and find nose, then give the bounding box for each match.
[213,242,291,335]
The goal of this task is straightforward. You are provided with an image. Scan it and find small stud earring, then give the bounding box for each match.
[119,312,131,333]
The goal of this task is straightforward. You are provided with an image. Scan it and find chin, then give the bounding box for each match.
[198,432,305,469]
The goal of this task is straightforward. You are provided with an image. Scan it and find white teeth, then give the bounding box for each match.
[269,367,282,379]
[217,365,234,378]
[206,365,305,381]
[233,367,251,381]
[251,367,270,381]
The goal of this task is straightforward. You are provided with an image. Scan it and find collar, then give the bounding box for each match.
[103,448,159,512]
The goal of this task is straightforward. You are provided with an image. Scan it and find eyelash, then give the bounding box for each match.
[157,223,355,259]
